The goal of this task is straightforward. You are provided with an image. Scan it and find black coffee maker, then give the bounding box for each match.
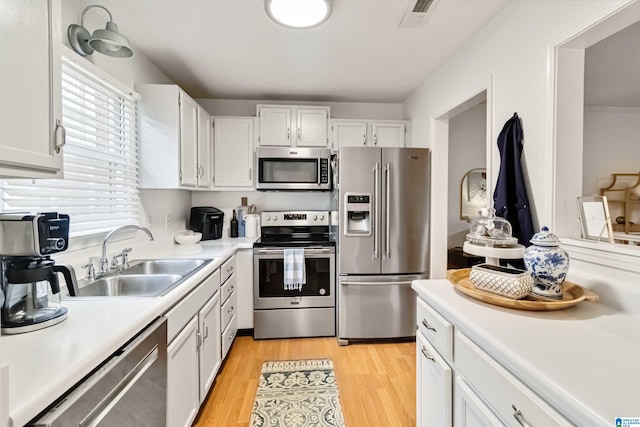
[0,212,77,334]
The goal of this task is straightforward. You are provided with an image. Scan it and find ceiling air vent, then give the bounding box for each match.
[400,0,437,28]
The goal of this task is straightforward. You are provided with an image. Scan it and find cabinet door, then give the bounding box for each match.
[296,107,329,147]
[258,106,291,146]
[417,332,452,427]
[197,105,212,189]
[372,122,406,147]
[0,0,63,178]
[213,117,254,188]
[199,293,221,402]
[331,120,368,150]
[167,316,200,427]
[455,376,502,427]
[179,92,199,187]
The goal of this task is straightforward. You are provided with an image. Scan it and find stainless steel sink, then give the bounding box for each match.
[70,258,212,298]
[120,259,207,276]
[76,274,182,297]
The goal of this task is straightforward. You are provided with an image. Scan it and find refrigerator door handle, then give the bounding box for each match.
[373,163,380,259]
[341,280,414,286]
[385,163,391,259]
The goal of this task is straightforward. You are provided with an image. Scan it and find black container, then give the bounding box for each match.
[189,207,224,240]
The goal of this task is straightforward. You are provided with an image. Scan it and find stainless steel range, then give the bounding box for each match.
[253,210,335,339]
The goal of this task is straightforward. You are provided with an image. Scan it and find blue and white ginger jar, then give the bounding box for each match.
[523,226,569,299]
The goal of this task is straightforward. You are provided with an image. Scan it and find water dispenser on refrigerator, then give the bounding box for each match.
[344,194,372,236]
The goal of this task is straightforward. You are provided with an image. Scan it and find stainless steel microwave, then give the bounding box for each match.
[256,147,332,191]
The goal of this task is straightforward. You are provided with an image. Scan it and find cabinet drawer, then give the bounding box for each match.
[221,314,237,359]
[416,298,453,359]
[221,255,236,284]
[221,289,237,331]
[455,332,571,427]
[165,270,220,343]
[221,272,236,304]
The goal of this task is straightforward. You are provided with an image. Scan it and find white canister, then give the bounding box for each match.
[244,214,259,238]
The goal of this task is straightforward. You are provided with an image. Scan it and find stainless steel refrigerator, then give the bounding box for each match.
[336,147,430,345]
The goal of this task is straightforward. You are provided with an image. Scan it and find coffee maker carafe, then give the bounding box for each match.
[0,212,77,334]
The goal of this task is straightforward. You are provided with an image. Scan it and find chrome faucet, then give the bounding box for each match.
[99,225,154,275]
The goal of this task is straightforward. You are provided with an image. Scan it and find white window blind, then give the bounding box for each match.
[0,56,140,237]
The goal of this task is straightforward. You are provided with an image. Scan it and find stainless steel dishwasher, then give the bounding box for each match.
[31,318,167,426]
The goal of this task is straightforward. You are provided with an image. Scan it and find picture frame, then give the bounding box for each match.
[577,196,614,243]
[460,168,487,220]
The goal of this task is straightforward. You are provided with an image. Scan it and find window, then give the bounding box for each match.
[0,56,140,237]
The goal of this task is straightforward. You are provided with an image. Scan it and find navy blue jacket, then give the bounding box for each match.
[493,113,535,246]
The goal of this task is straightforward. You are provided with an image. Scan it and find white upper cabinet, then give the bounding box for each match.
[196,105,213,189]
[136,84,211,189]
[257,105,329,147]
[179,93,199,187]
[331,120,408,150]
[213,117,255,188]
[0,0,63,178]
[331,120,369,149]
[372,121,406,147]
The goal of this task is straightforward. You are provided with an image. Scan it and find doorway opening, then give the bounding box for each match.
[553,1,640,247]
[430,88,491,278]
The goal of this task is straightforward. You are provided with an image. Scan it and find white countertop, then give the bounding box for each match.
[412,276,640,426]
[0,235,255,427]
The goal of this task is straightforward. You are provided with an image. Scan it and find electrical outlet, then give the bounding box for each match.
[165,213,171,229]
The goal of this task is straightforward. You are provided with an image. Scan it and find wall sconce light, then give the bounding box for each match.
[265,0,333,29]
[68,5,134,58]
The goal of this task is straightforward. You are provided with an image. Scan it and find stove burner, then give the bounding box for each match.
[254,210,333,248]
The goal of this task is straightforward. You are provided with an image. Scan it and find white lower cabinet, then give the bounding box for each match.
[416,331,452,427]
[416,296,572,427]
[455,376,502,427]
[235,248,254,329]
[165,269,221,427]
[198,292,221,403]
[167,317,200,427]
[220,256,238,359]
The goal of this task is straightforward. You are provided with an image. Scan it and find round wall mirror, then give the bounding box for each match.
[460,168,487,220]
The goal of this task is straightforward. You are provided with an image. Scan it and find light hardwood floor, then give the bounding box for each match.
[194,335,416,427]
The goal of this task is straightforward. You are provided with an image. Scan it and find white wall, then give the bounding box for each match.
[403,0,636,278]
[447,105,487,248]
[583,107,640,196]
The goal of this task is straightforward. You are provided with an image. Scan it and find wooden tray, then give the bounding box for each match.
[446,269,598,311]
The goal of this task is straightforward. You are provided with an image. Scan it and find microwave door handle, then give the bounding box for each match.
[318,159,321,187]
[373,163,379,259]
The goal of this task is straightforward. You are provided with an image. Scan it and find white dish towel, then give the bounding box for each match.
[283,248,306,291]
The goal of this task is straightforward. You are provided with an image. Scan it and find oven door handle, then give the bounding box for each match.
[256,248,333,255]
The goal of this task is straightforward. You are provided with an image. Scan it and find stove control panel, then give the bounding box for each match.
[261,211,329,227]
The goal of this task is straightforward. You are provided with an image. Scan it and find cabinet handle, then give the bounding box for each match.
[512,405,532,427]
[421,346,435,362]
[228,306,234,314]
[203,322,209,340]
[363,133,366,146]
[196,331,202,349]
[422,319,437,332]
[297,127,301,140]
[374,133,377,146]
[287,128,290,141]
[249,168,252,180]
[55,119,66,153]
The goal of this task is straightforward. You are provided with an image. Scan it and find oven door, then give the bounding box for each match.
[253,247,335,309]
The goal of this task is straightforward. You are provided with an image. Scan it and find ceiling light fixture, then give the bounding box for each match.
[265,0,333,29]
[68,5,134,58]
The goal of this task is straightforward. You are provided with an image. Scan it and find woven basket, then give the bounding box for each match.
[469,267,533,299]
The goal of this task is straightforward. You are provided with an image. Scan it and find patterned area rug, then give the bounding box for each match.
[249,359,346,427]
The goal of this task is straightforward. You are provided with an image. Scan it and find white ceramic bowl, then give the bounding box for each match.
[174,231,202,245]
